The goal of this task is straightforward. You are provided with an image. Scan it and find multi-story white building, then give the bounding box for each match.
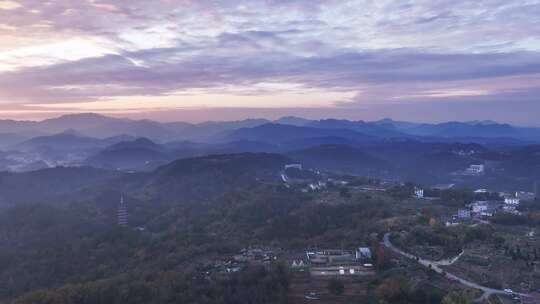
[117,195,128,227]
[504,197,520,205]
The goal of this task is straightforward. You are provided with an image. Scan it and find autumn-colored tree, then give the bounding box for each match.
[327,279,344,295]
[375,278,402,302]
[373,242,389,270]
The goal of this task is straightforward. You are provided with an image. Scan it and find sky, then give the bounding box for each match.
[0,0,539,124]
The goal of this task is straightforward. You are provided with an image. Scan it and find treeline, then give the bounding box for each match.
[393,224,494,257]
[368,274,472,304]
[0,182,401,301]
[492,211,540,226]
[14,265,289,304]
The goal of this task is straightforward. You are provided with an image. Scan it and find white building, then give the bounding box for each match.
[502,205,519,214]
[504,197,520,205]
[458,209,471,219]
[471,202,488,213]
[285,164,302,170]
[467,164,485,174]
[414,188,424,198]
[355,247,372,260]
[480,210,495,217]
[117,195,128,227]
[291,260,305,268]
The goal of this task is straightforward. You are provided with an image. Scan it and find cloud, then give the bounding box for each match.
[2,42,539,104]
[0,0,540,123]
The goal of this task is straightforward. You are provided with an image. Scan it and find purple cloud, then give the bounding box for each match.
[0,0,540,124]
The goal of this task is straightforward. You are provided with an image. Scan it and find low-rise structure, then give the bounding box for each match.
[291,260,306,269]
[433,183,455,190]
[457,209,471,219]
[504,197,520,205]
[502,205,520,214]
[469,201,499,217]
[355,247,372,261]
[480,207,497,217]
[414,188,424,198]
[471,201,488,213]
[306,249,356,265]
[285,164,302,170]
[305,247,375,277]
[466,164,485,175]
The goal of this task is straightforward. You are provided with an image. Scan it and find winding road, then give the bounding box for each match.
[382,233,530,301]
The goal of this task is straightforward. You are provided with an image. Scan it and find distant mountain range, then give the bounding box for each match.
[1,113,539,146]
[0,113,538,191]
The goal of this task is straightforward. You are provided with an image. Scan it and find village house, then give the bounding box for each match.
[291,260,306,269]
[457,209,471,219]
[355,247,372,261]
[504,197,520,205]
[471,201,488,213]
[414,188,424,198]
[502,205,520,215]
[469,201,499,217]
[466,164,485,175]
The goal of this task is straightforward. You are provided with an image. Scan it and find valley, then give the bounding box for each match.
[0,114,539,304]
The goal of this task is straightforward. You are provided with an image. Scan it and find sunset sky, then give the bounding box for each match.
[0,0,539,124]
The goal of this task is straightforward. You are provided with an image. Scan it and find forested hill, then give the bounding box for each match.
[142,153,290,201]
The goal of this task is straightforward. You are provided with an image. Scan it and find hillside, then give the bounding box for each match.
[141,153,290,202]
[287,144,393,177]
[86,138,171,170]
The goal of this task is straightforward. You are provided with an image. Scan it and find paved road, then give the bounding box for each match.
[382,233,530,301]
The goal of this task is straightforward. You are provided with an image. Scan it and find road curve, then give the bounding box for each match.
[382,233,530,301]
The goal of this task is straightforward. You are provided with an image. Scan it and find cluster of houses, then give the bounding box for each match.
[450,190,536,223]
[448,201,500,225]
